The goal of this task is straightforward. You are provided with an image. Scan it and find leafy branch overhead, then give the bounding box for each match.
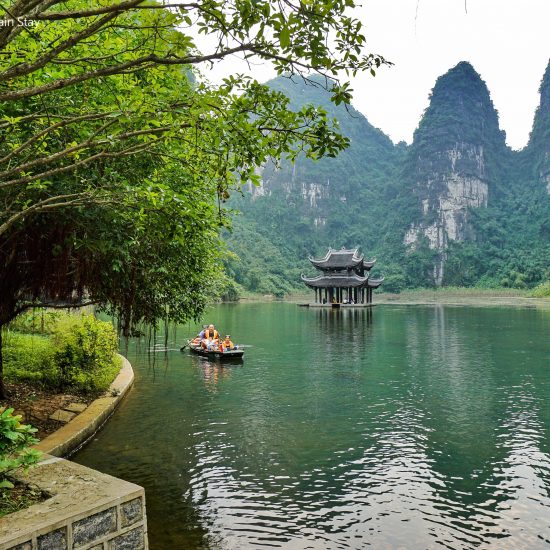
[0,0,387,337]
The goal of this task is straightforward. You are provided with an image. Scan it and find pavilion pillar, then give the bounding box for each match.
[354,288,358,303]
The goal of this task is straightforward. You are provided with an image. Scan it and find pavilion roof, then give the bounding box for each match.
[301,273,371,288]
[309,247,364,270]
[366,277,384,288]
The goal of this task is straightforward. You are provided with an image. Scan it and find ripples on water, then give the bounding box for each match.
[74,304,550,549]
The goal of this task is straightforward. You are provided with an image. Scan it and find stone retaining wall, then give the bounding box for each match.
[0,456,148,550]
[0,356,149,550]
[35,355,134,458]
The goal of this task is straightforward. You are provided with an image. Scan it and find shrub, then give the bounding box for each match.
[8,311,63,335]
[4,312,120,394]
[530,280,550,298]
[0,407,41,491]
[474,275,503,290]
[3,333,56,386]
[52,314,120,392]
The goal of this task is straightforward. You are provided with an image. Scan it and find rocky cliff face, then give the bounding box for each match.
[402,62,507,284]
[246,76,402,235]
[527,59,550,193]
[228,63,550,293]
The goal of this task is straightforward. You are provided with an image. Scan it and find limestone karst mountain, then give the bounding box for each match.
[527,58,550,193]
[401,61,509,285]
[224,65,550,295]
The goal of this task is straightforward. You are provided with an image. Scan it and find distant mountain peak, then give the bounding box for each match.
[528,57,550,191]
[538,58,550,105]
[412,60,503,151]
[404,61,507,285]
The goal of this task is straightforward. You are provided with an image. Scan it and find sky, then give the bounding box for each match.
[196,0,550,150]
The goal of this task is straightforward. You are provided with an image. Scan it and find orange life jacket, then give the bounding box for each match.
[204,329,219,340]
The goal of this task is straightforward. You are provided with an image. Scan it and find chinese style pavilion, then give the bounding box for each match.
[301,247,384,305]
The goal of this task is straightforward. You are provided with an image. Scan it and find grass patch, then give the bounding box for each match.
[384,286,529,297]
[0,481,45,518]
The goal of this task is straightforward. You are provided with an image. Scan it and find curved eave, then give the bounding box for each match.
[309,258,364,270]
[363,258,376,270]
[301,273,370,288]
[367,277,384,288]
[309,249,364,270]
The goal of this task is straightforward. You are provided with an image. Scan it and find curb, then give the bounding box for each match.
[34,354,134,458]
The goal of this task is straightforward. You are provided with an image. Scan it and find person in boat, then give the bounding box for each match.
[192,325,208,345]
[220,335,235,352]
[201,324,220,350]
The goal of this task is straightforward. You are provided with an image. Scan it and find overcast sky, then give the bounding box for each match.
[197,0,550,150]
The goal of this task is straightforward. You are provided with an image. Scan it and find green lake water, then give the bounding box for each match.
[74,303,550,549]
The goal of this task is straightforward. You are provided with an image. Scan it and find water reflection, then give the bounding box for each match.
[191,355,234,393]
[74,305,550,549]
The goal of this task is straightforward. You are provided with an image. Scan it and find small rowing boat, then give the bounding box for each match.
[182,341,244,360]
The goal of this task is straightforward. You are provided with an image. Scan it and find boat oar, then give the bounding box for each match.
[180,340,191,352]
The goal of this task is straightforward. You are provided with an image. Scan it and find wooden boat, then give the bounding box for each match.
[182,341,244,360]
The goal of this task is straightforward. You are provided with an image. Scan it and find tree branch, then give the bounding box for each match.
[0,45,252,102]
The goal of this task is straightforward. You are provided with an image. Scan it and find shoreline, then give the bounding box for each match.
[230,289,550,309]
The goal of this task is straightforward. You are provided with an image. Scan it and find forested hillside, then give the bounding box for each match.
[224,64,550,295]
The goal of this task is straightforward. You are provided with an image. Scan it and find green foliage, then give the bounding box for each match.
[0,407,41,491]
[5,313,120,393]
[223,68,550,296]
[7,311,63,336]
[474,275,504,290]
[51,314,120,393]
[0,1,387,336]
[2,334,56,386]
[379,265,407,293]
[530,281,550,297]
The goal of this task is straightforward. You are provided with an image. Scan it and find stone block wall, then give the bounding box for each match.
[0,457,148,550]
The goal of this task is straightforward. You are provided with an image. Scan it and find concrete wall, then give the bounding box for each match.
[0,456,148,550]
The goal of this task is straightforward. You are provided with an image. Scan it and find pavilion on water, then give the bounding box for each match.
[301,247,384,305]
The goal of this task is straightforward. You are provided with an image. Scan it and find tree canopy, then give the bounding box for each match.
[0,1,387,328]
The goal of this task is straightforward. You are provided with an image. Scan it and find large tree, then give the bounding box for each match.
[0,0,387,397]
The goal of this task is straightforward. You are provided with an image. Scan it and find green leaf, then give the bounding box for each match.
[280,26,290,49]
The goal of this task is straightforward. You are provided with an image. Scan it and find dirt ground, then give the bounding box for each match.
[0,381,93,439]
